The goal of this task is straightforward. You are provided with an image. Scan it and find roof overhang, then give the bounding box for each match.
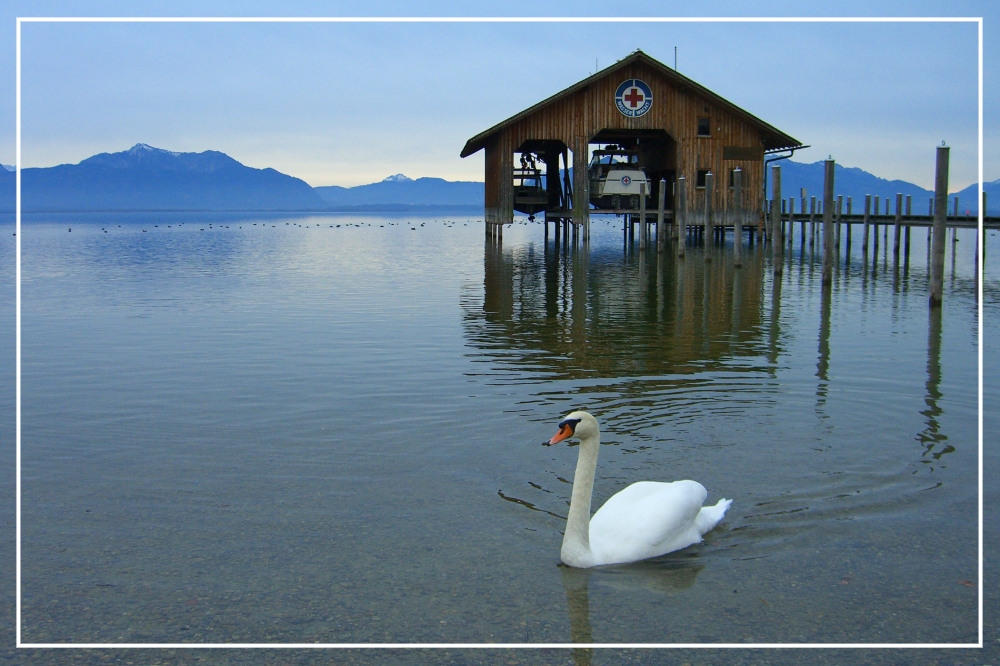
[461,50,802,158]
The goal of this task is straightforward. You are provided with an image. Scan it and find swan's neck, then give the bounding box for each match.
[562,432,599,567]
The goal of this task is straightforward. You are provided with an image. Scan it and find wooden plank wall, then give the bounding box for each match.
[493,62,768,221]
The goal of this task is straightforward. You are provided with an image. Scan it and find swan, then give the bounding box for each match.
[544,411,731,568]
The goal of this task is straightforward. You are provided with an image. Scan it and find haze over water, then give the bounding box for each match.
[1,212,993,664]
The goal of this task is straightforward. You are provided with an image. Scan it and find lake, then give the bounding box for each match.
[1,212,994,665]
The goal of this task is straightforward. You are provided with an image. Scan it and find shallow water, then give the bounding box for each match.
[1,212,995,663]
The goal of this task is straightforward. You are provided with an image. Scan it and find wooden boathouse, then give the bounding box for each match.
[461,50,803,235]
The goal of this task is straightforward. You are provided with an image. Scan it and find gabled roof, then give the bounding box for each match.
[461,50,801,157]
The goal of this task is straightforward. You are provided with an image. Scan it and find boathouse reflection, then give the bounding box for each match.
[469,236,771,378]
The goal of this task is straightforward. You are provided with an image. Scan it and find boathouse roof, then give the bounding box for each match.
[460,50,801,158]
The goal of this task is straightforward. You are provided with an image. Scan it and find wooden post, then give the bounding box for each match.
[757,199,765,242]
[571,137,589,238]
[893,193,902,259]
[639,181,647,251]
[953,196,959,245]
[873,196,881,255]
[930,145,949,306]
[928,197,934,246]
[872,195,880,252]
[801,190,807,245]
[835,195,843,250]
[810,196,816,247]
[733,168,743,268]
[845,196,853,247]
[677,175,686,258]
[671,179,679,241]
[787,197,795,246]
[883,198,889,246]
[705,171,714,261]
[905,195,912,259]
[862,194,871,254]
[657,178,666,252]
[772,165,782,274]
[822,159,835,285]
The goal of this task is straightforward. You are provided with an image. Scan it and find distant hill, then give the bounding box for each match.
[0,168,11,210]
[10,144,328,212]
[315,173,483,208]
[951,179,1000,215]
[1,149,995,215]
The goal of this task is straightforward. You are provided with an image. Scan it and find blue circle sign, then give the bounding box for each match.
[620,175,632,186]
[615,79,653,117]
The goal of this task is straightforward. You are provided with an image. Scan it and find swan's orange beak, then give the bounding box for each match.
[544,424,574,446]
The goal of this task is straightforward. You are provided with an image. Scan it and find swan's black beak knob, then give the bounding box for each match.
[545,421,576,446]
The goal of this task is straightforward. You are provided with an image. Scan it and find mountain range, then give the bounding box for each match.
[0,144,995,215]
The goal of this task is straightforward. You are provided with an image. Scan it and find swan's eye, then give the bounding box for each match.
[558,418,581,433]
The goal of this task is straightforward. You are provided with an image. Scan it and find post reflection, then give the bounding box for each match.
[768,270,782,370]
[816,282,832,415]
[469,235,771,380]
[918,305,952,465]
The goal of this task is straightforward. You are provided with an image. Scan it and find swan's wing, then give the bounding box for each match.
[588,480,709,565]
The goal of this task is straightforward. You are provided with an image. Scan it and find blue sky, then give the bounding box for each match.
[0,1,995,191]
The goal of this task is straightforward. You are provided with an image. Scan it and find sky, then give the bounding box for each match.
[0,1,996,191]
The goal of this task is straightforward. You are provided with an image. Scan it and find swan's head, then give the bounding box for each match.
[544,411,599,445]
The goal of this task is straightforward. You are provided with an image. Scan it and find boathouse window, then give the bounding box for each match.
[696,169,709,189]
[697,117,711,136]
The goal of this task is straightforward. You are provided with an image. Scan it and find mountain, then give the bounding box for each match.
[1,147,994,215]
[12,144,328,212]
[773,160,998,215]
[0,167,12,210]
[951,179,1000,216]
[314,174,483,208]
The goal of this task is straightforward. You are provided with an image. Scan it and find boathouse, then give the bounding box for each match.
[461,50,802,232]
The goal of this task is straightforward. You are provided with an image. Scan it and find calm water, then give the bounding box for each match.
[1,212,996,664]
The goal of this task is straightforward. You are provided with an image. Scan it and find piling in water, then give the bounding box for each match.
[705,172,714,262]
[657,178,666,252]
[733,168,743,268]
[905,195,912,259]
[810,196,816,248]
[929,146,949,306]
[677,175,686,258]
[862,194,871,254]
[893,193,902,259]
[822,159,835,286]
[788,197,795,246]
[835,195,843,251]
[772,165,782,274]
[639,182,647,250]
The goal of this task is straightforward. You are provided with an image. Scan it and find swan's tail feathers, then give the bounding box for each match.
[695,498,732,535]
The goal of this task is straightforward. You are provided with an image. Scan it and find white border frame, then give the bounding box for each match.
[14,15,985,651]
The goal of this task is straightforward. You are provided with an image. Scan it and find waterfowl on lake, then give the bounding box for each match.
[545,411,731,568]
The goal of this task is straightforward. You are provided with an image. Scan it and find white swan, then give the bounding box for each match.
[545,411,731,568]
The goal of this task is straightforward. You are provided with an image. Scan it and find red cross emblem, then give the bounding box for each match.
[615,79,652,117]
[623,87,644,108]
